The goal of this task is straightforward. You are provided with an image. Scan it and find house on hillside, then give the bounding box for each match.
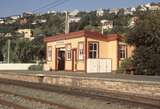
[22,12,33,17]
[10,15,20,20]
[124,8,133,15]
[19,18,28,25]
[101,20,113,29]
[101,20,113,34]
[96,9,104,16]
[143,3,160,11]
[44,30,134,73]
[17,29,33,40]
[149,5,160,10]
[47,10,57,14]
[32,19,47,25]
[138,5,148,11]
[109,9,120,15]
[128,16,139,28]
[0,19,4,24]
[69,17,81,23]
[130,7,136,12]
[69,9,79,17]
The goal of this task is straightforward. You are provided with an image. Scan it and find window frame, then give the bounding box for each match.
[47,46,52,62]
[88,42,99,59]
[66,44,72,61]
[119,45,127,60]
[78,42,84,60]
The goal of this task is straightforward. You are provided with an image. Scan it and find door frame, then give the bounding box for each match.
[55,47,65,71]
[72,48,77,71]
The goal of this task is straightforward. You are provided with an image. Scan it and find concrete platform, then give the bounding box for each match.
[0,70,160,100]
[0,70,160,83]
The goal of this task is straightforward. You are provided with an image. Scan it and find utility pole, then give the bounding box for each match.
[101,21,104,35]
[101,26,104,35]
[7,38,11,63]
[64,11,70,34]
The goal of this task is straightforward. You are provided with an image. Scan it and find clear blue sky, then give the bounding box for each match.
[0,0,159,17]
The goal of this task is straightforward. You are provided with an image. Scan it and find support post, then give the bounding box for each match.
[64,11,69,34]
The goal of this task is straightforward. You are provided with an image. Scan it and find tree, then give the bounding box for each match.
[127,11,160,75]
[41,14,65,36]
[30,34,45,62]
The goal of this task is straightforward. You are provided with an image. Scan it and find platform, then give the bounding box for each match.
[0,70,160,100]
[0,70,160,83]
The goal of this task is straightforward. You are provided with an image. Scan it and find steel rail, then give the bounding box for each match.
[0,90,75,109]
[0,98,30,109]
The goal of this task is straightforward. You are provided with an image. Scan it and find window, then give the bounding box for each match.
[119,45,126,59]
[66,44,71,60]
[78,42,84,60]
[47,46,52,61]
[88,42,98,58]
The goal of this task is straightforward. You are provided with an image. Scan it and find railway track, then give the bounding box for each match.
[0,90,75,109]
[0,78,159,109]
[0,98,29,109]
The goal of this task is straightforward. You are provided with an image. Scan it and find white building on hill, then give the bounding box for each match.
[96,9,104,16]
[69,17,81,23]
[109,9,119,15]
[101,20,113,34]
[17,29,34,40]
[69,9,79,17]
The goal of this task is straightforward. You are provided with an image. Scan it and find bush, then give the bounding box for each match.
[28,64,43,71]
[117,58,133,74]
[132,47,160,75]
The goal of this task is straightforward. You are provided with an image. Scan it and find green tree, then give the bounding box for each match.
[127,11,160,75]
[41,14,65,36]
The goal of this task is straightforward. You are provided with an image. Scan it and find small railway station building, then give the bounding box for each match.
[44,30,133,73]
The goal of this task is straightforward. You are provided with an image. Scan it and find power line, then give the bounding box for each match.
[32,0,64,13]
[42,0,70,12]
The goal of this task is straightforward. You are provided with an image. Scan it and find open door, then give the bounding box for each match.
[56,48,65,71]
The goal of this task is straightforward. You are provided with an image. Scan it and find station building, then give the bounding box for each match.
[44,30,134,73]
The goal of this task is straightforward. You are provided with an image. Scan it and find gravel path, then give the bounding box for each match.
[0,83,150,109]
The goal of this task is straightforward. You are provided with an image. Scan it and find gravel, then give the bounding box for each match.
[0,104,15,109]
[0,92,59,109]
[0,83,149,109]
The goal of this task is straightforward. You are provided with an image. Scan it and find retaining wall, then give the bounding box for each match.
[0,73,159,99]
[0,63,37,70]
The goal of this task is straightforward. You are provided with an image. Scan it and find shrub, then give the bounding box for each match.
[117,58,133,74]
[28,64,43,71]
[132,47,160,75]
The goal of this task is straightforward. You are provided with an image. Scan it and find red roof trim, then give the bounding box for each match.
[44,30,121,43]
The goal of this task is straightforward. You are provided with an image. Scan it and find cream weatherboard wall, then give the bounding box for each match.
[46,41,56,70]
[46,37,85,71]
[65,37,85,71]
[87,37,118,71]
[106,41,118,71]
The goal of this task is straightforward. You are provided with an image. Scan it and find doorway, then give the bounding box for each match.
[72,49,77,71]
[56,48,65,71]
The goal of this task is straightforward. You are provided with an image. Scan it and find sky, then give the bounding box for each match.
[0,0,159,17]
